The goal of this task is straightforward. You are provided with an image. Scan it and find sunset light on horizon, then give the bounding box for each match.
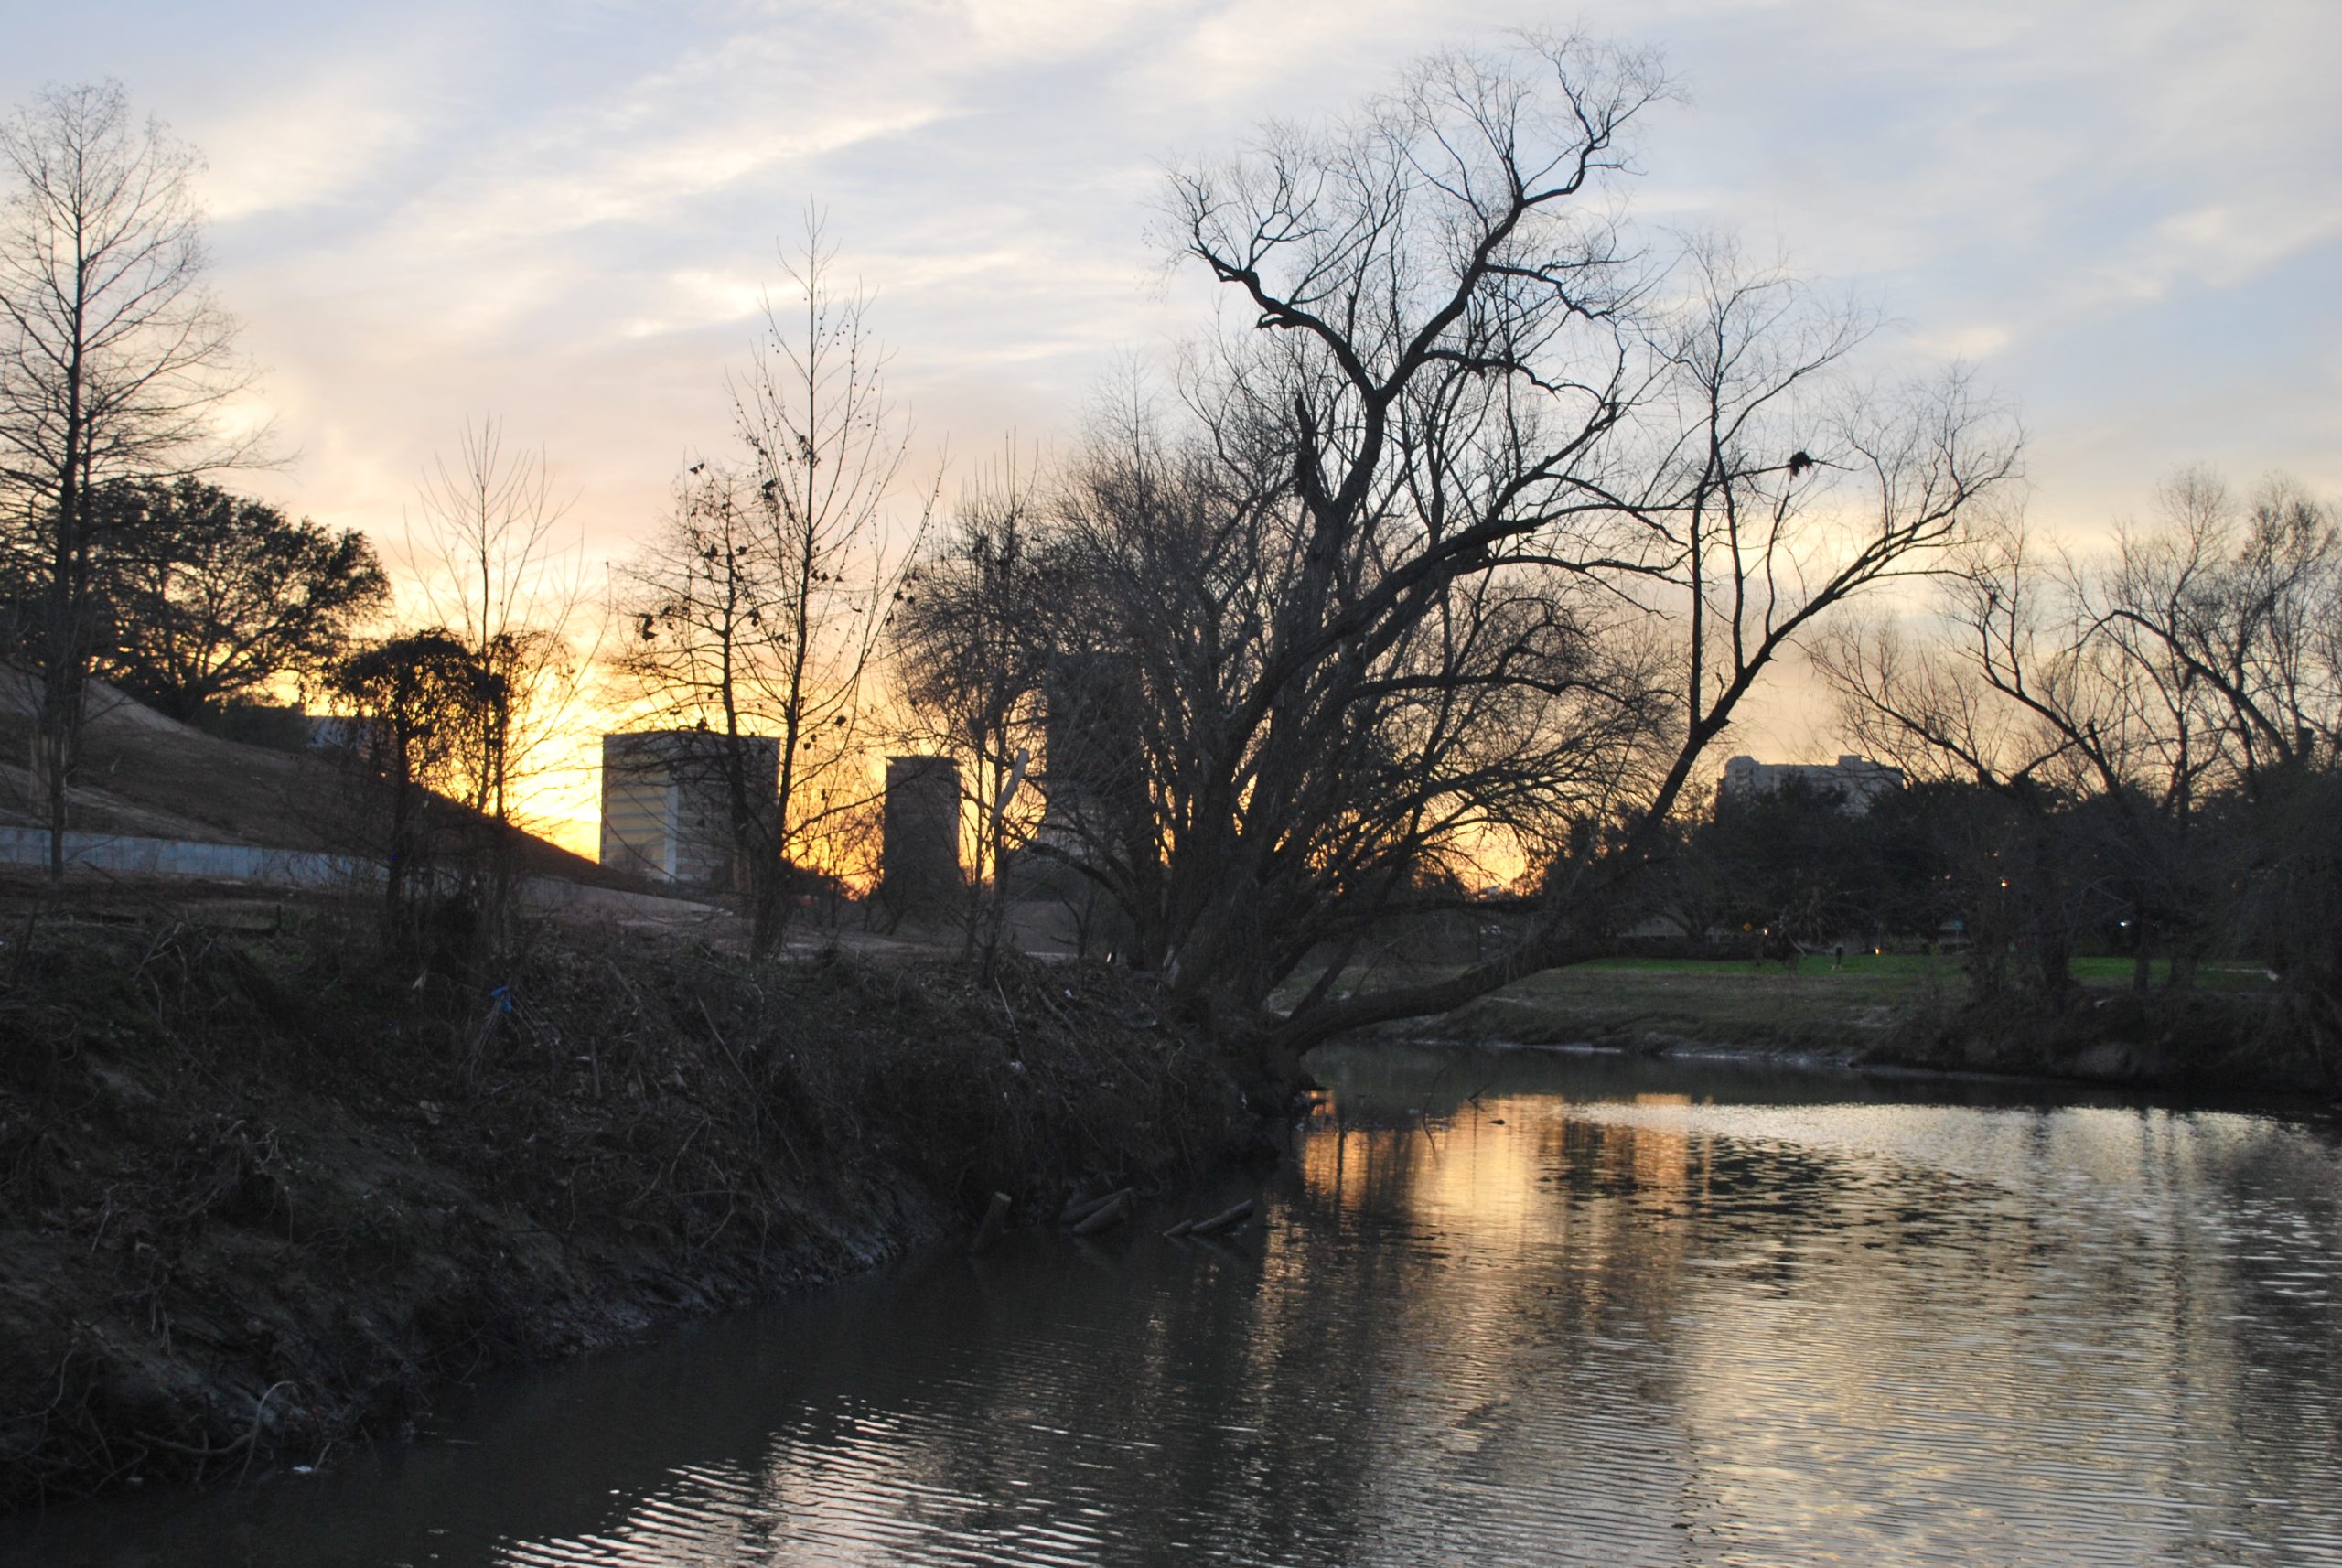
[8,7,2342,1555]
[10,2,2337,858]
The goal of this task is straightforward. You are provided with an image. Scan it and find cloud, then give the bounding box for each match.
[193,63,433,222]
[618,268,769,340]
[398,102,954,256]
[7,0,2336,606]
[1911,324,2012,361]
[2116,204,2342,300]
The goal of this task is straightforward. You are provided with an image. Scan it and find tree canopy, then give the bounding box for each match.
[88,478,388,720]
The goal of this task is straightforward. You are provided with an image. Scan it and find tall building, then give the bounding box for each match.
[1028,651,1148,887]
[599,731,779,889]
[880,755,962,913]
[1717,754,1905,816]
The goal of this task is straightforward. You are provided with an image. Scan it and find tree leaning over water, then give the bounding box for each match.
[919,37,2020,1067]
[0,81,264,876]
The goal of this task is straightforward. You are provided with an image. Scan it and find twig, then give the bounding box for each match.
[240,1381,293,1484]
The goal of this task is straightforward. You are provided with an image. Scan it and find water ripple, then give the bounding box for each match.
[11,1050,2337,1567]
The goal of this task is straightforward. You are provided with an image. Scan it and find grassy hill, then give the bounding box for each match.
[0,672,629,891]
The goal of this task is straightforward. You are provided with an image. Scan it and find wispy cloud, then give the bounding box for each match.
[2,0,2333,569]
[199,86,426,222]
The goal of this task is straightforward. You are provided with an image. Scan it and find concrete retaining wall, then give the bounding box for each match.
[0,827,716,917]
[0,826,361,885]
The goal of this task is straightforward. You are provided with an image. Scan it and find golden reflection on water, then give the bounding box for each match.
[1272,1068,2332,1566]
[455,1068,2337,1567]
[17,1050,2337,1568]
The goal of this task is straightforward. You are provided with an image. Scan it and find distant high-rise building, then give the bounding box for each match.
[1717,754,1904,816]
[599,731,779,888]
[880,755,962,914]
[1029,651,1147,887]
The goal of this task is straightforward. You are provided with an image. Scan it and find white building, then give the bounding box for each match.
[1718,754,1905,815]
[599,731,779,887]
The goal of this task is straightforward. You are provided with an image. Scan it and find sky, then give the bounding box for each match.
[7,0,2339,845]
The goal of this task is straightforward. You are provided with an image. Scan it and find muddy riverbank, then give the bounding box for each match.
[0,884,1252,1511]
[13,1038,2340,1568]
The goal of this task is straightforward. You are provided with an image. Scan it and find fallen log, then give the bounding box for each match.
[1187,1198,1253,1237]
[1070,1190,1132,1237]
[1063,1187,1132,1229]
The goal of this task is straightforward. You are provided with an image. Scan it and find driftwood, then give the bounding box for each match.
[969,1191,1012,1256]
[1160,1218,1196,1239]
[1069,1190,1133,1237]
[1062,1187,1132,1229]
[1187,1198,1253,1237]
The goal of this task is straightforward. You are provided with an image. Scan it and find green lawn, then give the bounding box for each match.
[1306,950,2271,1055]
[1529,953,2268,989]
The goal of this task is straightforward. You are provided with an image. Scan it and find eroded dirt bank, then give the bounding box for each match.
[0,884,1251,1511]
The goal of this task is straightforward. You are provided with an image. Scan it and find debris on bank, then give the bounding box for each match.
[0,886,1249,1511]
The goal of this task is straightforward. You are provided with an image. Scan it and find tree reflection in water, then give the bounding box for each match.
[12,1045,2338,1567]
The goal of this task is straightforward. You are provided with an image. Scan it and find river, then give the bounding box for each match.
[8,1044,2340,1567]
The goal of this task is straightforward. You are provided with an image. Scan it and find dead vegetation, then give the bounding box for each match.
[0,875,1245,1510]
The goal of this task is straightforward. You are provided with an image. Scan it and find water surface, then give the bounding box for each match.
[12,1046,2340,1566]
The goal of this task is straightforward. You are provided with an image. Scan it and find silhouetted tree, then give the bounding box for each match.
[1130,39,2016,1061]
[890,449,1054,969]
[2099,471,2341,1065]
[613,216,929,956]
[404,418,593,841]
[1701,777,1884,955]
[85,478,387,720]
[328,629,503,922]
[1822,466,2341,1058]
[0,81,264,875]
[1818,521,2172,997]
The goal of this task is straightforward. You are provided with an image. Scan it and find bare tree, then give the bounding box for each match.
[890,446,1053,969]
[613,216,930,955]
[2097,472,2342,1059]
[2102,471,2341,778]
[1010,392,1669,1024]
[1821,467,2342,1069]
[1123,40,2016,1063]
[614,468,790,934]
[1818,510,2223,993]
[0,81,263,875]
[1816,542,2114,998]
[393,418,598,949]
[404,418,596,832]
